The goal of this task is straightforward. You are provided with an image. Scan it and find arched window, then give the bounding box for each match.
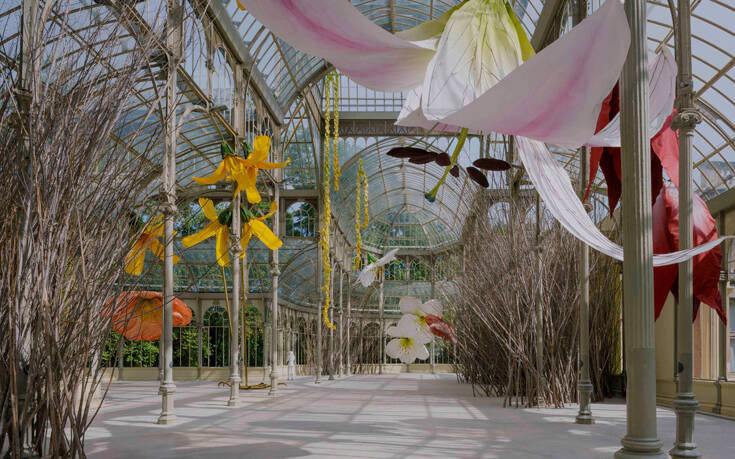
[244,305,263,367]
[408,258,430,281]
[384,258,406,280]
[173,308,200,367]
[203,305,230,367]
[285,201,316,237]
[211,47,233,124]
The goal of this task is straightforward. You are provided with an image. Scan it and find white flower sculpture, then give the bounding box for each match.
[385,296,456,364]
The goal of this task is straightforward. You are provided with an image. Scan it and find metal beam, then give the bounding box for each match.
[530,0,569,50]
[206,0,286,124]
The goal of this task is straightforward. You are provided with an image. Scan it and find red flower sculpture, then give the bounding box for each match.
[105,291,192,341]
[583,86,724,324]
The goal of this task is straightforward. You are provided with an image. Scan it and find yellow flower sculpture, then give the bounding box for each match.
[192,137,289,204]
[181,198,282,267]
[124,215,180,275]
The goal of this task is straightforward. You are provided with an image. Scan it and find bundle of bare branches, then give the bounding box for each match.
[0,1,174,456]
[451,191,621,408]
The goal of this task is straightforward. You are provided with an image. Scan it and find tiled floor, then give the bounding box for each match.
[86,373,735,458]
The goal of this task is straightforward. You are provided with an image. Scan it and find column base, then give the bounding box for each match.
[328,374,335,381]
[668,446,702,458]
[227,376,241,406]
[669,394,701,458]
[575,414,595,425]
[268,372,279,396]
[157,383,177,424]
[615,437,665,459]
[576,380,595,424]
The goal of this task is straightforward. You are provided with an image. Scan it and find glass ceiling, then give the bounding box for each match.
[3,0,734,302]
[332,136,482,250]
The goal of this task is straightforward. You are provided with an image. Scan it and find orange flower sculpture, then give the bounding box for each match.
[106,291,192,341]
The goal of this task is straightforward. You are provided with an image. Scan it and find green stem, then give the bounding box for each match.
[425,127,468,202]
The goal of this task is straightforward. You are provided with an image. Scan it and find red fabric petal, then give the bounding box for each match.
[425,314,457,344]
[599,149,621,212]
[652,189,678,320]
[585,85,618,202]
[651,111,679,189]
[653,186,725,323]
[592,86,672,215]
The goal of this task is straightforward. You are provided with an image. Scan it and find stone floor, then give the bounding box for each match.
[86,373,735,458]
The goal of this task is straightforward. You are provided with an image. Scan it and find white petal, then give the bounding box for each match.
[420,0,524,120]
[356,268,376,287]
[375,248,399,267]
[412,343,430,361]
[386,338,429,364]
[385,339,404,360]
[421,299,443,317]
[398,296,423,315]
[396,314,433,344]
[386,325,401,337]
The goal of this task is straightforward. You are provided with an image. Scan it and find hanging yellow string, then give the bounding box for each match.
[332,72,341,191]
[321,72,336,330]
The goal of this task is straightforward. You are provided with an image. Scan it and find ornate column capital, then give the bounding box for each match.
[671,107,702,131]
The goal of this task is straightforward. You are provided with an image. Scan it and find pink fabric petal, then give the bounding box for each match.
[241,0,434,91]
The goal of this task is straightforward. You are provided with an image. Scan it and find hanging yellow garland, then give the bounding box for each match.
[362,165,369,227]
[321,72,336,330]
[332,72,341,191]
[353,159,368,271]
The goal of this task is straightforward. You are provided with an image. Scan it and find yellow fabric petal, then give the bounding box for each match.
[243,167,262,204]
[148,237,164,260]
[256,201,278,221]
[124,239,146,275]
[240,226,253,257]
[146,237,181,265]
[192,159,227,185]
[248,219,283,250]
[255,158,291,170]
[144,215,164,237]
[505,0,534,61]
[181,220,220,248]
[215,226,231,267]
[224,156,244,181]
[230,164,251,199]
[199,198,218,222]
[248,136,270,162]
